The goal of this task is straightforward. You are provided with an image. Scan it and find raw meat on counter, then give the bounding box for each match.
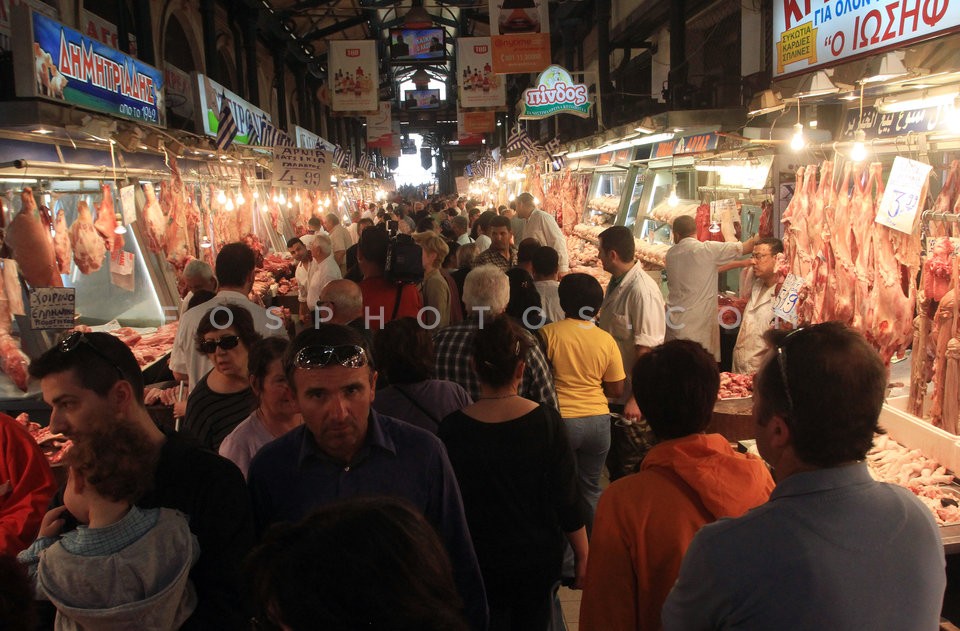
[69,200,107,274]
[7,188,63,288]
[131,322,179,367]
[718,372,752,399]
[16,413,71,465]
[867,434,960,525]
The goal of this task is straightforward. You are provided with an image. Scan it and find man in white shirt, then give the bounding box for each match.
[452,216,473,246]
[287,236,314,322]
[179,259,217,317]
[732,238,783,374]
[531,246,564,323]
[517,192,569,274]
[322,213,354,273]
[170,243,288,386]
[597,226,666,480]
[306,234,342,316]
[665,216,756,361]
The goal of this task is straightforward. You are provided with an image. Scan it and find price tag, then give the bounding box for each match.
[875,156,932,234]
[120,185,137,225]
[773,273,803,325]
[28,287,75,329]
[271,147,332,191]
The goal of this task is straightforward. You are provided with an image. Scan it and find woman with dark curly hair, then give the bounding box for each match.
[181,305,262,450]
[246,496,469,631]
[372,317,471,434]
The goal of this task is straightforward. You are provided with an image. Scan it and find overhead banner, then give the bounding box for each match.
[489,0,550,74]
[842,103,960,139]
[457,37,505,108]
[461,109,496,134]
[272,147,332,191]
[773,0,960,78]
[457,111,486,145]
[382,121,402,158]
[0,0,57,52]
[519,65,591,119]
[330,40,378,113]
[13,7,165,126]
[195,73,272,146]
[366,102,393,148]
[293,125,334,151]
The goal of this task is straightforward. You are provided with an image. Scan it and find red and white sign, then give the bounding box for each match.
[330,40,378,113]
[366,102,393,148]
[489,0,550,74]
[457,37,506,108]
[773,0,959,78]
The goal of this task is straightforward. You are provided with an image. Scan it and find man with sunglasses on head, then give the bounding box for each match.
[662,323,946,630]
[247,324,488,631]
[731,237,783,375]
[30,332,254,631]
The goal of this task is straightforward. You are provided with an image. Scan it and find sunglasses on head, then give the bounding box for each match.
[198,334,241,354]
[294,344,368,369]
[59,331,125,380]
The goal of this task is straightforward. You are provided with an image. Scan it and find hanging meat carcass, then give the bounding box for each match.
[7,188,63,287]
[164,178,191,275]
[140,182,167,253]
[186,193,201,258]
[830,163,858,325]
[930,161,960,238]
[39,201,71,275]
[758,200,774,238]
[93,184,123,252]
[236,175,253,238]
[69,200,107,274]
[925,239,955,303]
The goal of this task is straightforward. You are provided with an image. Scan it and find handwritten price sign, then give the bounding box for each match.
[271,147,332,191]
[773,273,804,325]
[875,156,931,234]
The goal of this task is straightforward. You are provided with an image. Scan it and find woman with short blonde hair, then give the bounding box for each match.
[414,231,452,328]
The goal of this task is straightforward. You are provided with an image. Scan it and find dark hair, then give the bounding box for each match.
[308,217,323,230]
[64,424,158,503]
[29,332,145,402]
[216,242,257,287]
[187,289,217,311]
[284,324,374,387]
[248,337,290,392]
[598,226,635,262]
[505,267,543,326]
[0,555,36,631]
[471,210,497,239]
[474,316,531,388]
[417,217,437,233]
[373,317,435,384]
[195,304,262,353]
[756,237,784,255]
[558,273,603,320]
[286,237,304,249]
[246,497,468,631]
[487,215,511,231]
[531,246,559,277]
[358,218,374,228]
[516,238,541,264]
[672,215,696,239]
[358,225,389,268]
[632,340,720,440]
[756,323,886,467]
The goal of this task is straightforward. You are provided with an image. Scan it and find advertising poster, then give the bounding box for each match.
[366,102,393,148]
[457,37,505,108]
[773,0,960,78]
[489,0,550,74]
[14,7,165,126]
[195,74,272,146]
[330,40,378,113]
[382,121,402,158]
[457,110,486,145]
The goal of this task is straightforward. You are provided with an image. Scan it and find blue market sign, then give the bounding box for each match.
[13,7,165,127]
[842,105,958,140]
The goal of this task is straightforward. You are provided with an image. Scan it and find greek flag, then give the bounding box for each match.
[358,152,372,173]
[216,98,237,151]
[333,145,346,167]
[545,137,565,170]
[345,149,355,172]
[260,124,295,148]
[506,126,534,153]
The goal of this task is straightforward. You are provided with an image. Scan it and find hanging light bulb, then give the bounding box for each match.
[113,212,127,235]
[252,189,260,200]
[667,185,679,207]
[216,190,227,205]
[225,198,235,212]
[790,123,806,151]
[235,192,245,206]
[323,197,331,207]
[200,235,212,249]
[278,192,287,205]
[708,220,721,233]
[850,129,867,162]
[287,200,293,209]
[295,193,301,202]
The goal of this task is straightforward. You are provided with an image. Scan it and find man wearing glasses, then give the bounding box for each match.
[30,332,254,630]
[662,323,946,629]
[731,237,783,374]
[247,324,488,631]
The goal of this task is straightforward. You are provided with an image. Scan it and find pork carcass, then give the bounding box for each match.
[185,194,201,258]
[52,204,72,275]
[925,238,955,303]
[830,163,857,325]
[0,332,29,391]
[140,182,167,253]
[69,200,106,274]
[7,188,63,287]
[164,188,190,275]
[93,184,122,251]
[930,161,960,238]
[758,200,774,239]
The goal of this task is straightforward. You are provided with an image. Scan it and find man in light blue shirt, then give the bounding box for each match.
[662,322,945,631]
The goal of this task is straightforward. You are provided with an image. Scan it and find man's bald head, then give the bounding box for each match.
[320,279,363,324]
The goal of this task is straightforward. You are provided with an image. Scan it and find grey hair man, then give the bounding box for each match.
[307,234,342,314]
[322,212,354,272]
[318,279,363,327]
[433,265,557,409]
[516,192,569,274]
[179,259,217,317]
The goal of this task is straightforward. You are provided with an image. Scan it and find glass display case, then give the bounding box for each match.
[583,170,628,228]
[622,168,646,229]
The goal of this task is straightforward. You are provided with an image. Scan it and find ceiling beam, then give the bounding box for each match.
[304,15,368,41]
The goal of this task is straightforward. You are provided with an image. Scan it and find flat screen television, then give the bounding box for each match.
[403,89,441,110]
[390,28,445,62]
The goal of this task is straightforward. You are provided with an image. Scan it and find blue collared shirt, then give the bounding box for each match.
[248,410,488,631]
[662,462,946,630]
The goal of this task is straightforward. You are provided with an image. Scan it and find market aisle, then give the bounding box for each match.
[559,586,582,631]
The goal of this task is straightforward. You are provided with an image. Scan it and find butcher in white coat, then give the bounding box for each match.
[664,216,756,361]
[517,192,569,274]
[732,238,784,374]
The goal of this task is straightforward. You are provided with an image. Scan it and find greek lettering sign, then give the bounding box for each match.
[773,0,960,78]
[842,103,960,139]
[29,287,75,329]
[196,74,272,146]
[875,156,931,234]
[519,65,591,119]
[13,7,165,126]
[271,147,332,191]
[774,273,803,325]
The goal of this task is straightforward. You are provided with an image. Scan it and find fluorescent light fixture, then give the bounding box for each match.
[809,120,818,128]
[793,71,839,98]
[878,91,959,113]
[566,132,675,159]
[861,52,910,84]
[748,90,785,116]
[0,177,38,184]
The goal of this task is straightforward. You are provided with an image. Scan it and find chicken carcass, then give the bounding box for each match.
[69,200,106,274]
[7,188,63,287]
[140,182,167,253]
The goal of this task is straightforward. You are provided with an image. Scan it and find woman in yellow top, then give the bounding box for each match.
[539,273,625,526]
[414,231,452,329]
